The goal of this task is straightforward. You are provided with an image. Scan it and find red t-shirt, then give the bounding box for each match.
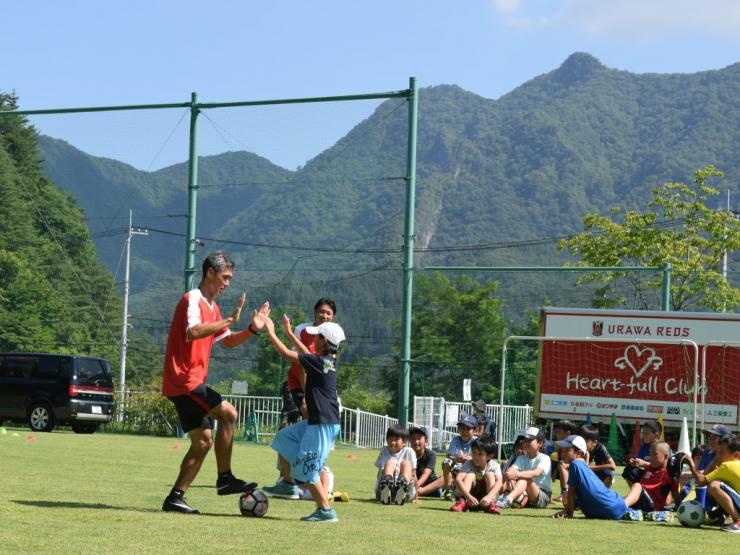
[162,289,230,396]
[639,466,676,510]
[287,323,316,391]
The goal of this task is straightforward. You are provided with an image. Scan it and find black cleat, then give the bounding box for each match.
[162,494,199,514]
[216,476,258,496]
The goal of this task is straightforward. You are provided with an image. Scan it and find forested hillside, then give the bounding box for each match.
[8,53,738,402]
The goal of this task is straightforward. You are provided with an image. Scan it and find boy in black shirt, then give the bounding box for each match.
[263,315,345,523]
[410,426,443,498]
[580,424,617,488]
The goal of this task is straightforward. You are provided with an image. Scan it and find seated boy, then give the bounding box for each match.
[497,427,552,509]
[580,424,616,488]
[553,435,627,520]
[409,426,443,498]
[551,419,577,502]
[375,424,417,505]
[684,434,740,533]
[441,415,478,499]
[623,420,662,485]
[450,435,502,514]
[500,436,527,505]
[623,441,680,522]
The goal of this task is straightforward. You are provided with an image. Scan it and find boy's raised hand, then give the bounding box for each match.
[281,314,292,334]
[263,316,276,334]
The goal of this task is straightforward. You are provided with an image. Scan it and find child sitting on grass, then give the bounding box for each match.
[623,420,662,485]
[497,427,552,509]
[684,434,740,533]
[553,435,627,520]
[410,426,443,498]
[580,424,616,488]
[450,435,502,514]
[622,441,681,523]
[551,419,577,503]
[441,415,478,500]
[375,424,417,505]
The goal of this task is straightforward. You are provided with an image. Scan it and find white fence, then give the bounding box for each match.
[413,396,533,450]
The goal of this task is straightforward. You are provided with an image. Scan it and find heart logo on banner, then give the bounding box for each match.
[614,344,663,379]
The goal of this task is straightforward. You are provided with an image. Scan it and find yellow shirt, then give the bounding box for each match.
[706,460,740,493]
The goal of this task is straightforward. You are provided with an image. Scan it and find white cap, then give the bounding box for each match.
[555,434,588,455]
[518,426,541,440]
[306,322,346,347]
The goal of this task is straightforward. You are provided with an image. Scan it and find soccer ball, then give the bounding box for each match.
[239,489,269,517]
[677,499,704,528]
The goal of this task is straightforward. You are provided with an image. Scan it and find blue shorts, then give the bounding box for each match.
[717,481,740,511]
[271,420,339,485]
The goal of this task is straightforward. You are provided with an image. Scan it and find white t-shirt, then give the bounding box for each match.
[459,459,502,483]
[375,446,417,478]
[512,452,552,492]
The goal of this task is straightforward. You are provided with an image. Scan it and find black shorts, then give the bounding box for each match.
[630,487,656,512]
[289,388,305,410]
[168,384,223,433]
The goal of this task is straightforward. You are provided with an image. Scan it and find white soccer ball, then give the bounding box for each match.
[677,499,704,528]
[239,489,269,517]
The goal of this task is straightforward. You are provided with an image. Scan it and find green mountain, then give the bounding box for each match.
[34,53,740,383]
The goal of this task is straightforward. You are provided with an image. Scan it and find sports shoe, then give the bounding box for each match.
[216,475,258,496]
[379,475,394,505]
[444,489,454,501]
[162,493,199,514]
[450,498,468,512]
[300,507,338,522]
[496,496,513,509]
[513,493,528,508]
[393,477,410,505]
[485,502,501,515]
[647,510,673,523]
[720,521,740,533]
[623,508,643,521]
[263,480,301,499]
[705,507,726,526]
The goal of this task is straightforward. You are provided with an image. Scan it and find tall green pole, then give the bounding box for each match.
[185,92,200,291]
[661,262,671,311]
[399,77,418,426]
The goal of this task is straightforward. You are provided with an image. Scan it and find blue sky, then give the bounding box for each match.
[5,0,740,170]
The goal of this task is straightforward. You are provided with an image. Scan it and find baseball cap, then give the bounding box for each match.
[555,434,588,455]
[517,426,542,441]
[305,322,345,347]
[705,424,733,437]
[409,426,428,438]
[458,415,478,428]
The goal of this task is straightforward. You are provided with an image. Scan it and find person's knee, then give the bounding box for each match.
[707,481,721,496]
[217,402,238,425]
[192,435,213,453]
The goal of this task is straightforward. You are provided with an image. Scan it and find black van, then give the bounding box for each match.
[0,353,115,433]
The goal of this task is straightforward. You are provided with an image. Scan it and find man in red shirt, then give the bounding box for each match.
[281,298,336,425]
[161,251,270,514]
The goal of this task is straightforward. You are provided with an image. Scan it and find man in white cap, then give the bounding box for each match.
[553,435,628,520]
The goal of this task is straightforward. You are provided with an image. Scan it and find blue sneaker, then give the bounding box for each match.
[301,507,338,522]
[263,481,300,499]
[647,510,673,523]
[623,508,643,521]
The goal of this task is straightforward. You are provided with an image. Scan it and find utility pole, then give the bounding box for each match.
[119,210,148,420]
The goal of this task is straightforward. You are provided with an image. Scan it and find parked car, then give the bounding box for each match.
[0,352,115,433]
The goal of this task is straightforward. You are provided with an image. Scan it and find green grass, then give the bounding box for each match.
[0,427,734,554]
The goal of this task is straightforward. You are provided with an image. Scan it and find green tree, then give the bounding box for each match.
[394,272,508,405]
[558,165,739,311]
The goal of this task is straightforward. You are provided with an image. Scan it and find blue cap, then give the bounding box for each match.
[458,414,478,428]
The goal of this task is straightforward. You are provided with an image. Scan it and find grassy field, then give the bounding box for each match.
[0,427,734,554]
